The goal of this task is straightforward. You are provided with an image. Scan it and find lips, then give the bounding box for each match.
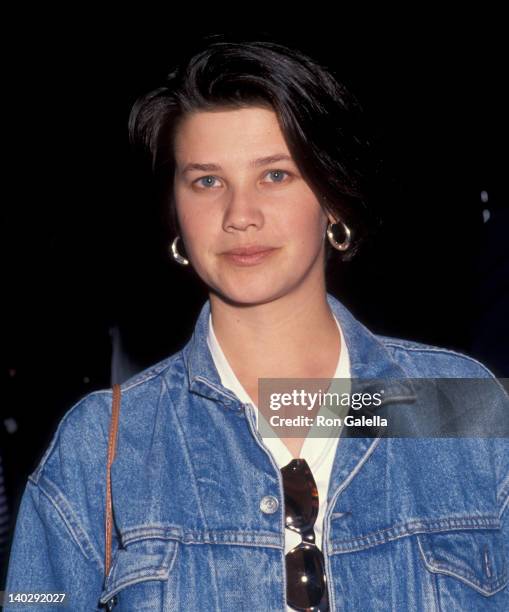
[222,245,278,266]
[224,245,275,256]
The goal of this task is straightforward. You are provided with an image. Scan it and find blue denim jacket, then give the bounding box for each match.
[4,293,509,611]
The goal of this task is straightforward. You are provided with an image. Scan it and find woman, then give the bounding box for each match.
[4,36,509,611]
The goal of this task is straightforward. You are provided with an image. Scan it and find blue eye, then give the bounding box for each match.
[197,176,219,188]
[267,170,288,182]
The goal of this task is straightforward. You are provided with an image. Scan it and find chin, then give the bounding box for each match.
[214,283,287,308]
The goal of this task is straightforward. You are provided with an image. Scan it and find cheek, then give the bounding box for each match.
[175,197,200,236]
[174,188,203,236]
[291,207,328,250]
[177,207,218,262]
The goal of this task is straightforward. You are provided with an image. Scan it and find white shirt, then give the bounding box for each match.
[207,313,351,562]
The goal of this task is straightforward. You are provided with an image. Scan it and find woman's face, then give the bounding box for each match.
[173,106,333,306]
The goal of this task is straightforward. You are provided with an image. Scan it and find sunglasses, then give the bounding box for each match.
[281,458,330,611]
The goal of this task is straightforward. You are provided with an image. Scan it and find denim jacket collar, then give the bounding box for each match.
[181,292,416,408]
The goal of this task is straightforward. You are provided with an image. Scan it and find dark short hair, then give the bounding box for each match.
[128,34,377,262]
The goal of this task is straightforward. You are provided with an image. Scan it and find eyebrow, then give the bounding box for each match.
[180,154,293,175]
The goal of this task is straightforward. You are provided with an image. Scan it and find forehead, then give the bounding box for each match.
[173,106,290,161]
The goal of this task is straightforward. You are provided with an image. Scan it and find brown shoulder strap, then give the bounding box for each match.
[105,383,121,579]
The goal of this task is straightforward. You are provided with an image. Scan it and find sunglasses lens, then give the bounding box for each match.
[286,544,328,610]
[281,459,319,532]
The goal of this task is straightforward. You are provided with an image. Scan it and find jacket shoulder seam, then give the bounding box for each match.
[31,389,112,484]
[118,352,184,393]
[26,477,103,571]
[382,341,496,377]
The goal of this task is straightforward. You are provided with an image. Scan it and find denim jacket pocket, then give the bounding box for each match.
[98,535,179,610]
[416,527,508,597]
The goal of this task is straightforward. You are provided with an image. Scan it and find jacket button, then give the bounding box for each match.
[260,495,279,514]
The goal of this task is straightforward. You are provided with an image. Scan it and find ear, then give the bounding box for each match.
[326,212,337,225]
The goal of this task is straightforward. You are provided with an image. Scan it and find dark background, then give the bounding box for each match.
[1,15,507,582]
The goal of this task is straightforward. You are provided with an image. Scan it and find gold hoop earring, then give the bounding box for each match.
[170,236,189,266]
[326,220,351,252]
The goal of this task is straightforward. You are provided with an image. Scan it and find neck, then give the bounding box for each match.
[209,278,340,381]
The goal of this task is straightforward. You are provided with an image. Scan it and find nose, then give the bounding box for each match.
[222,188,264,233]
